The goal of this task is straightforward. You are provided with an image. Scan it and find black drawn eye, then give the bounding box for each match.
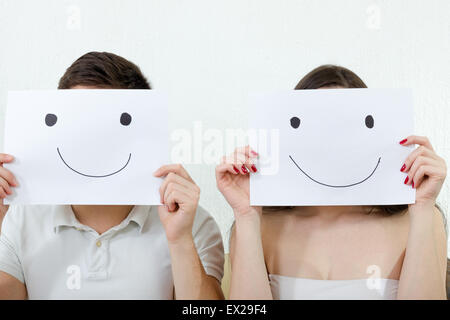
[45,113,57,127]
[120,112,132,126]
[365,115,374,129]
[290,116,301,129]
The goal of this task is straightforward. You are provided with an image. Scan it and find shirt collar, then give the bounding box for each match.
[53,205,150,234]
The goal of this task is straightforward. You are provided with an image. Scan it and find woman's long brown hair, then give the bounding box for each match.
[263,64,408,215]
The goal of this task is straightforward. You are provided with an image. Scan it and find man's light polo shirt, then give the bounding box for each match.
[0,205,224,299]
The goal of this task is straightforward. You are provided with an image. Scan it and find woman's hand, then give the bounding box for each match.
[215,146,261,218]
[398,136,447,299]
[154,164,200,244]
[218,147,272,299]
[400,136,447,208]
[0,153,18,219]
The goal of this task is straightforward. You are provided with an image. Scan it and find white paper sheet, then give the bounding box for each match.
[249,89,415,206]
[3,90,168,205]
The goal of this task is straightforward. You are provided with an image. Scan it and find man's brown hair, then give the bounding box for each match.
[58,52,151,89]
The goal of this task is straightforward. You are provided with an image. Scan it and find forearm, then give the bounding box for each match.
[397,205,447,299]
[230,210,272,300]
[168,236,223,300]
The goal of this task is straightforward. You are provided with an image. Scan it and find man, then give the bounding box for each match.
[0,52,224,299]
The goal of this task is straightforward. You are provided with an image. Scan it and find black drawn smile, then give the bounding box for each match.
[289,155,381,188]
[57,147,131,178]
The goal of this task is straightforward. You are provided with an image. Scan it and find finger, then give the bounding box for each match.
[164,186,179,211]
[402,146,437,173]
[244,158,257,173]
[159,173,198,203]
[0,153,14,164]
[164,187,192,212]
[160,172,196,193]
[164,186,187,207]
[0,188,6,199]
[412,165,442,189]
[224,152,247,165]
[0,178,12,195]
[153,164,192,181]
[236,160,250,175]
[165,190,178,212]
[165,191,180,212]
[237,156,256,174]
[0,167,18,187]
[405,156,437,185]
[235,147,259,172]
[400,135,434,151]
[223,155,246,175]
[159,177,191,204]
[219,156,240,174]
[216,162,239,176]
[235,145,259,159]
[225,153,255,174]
[153,164,193,182]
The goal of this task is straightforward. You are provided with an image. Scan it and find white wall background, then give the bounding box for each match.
[0,0,449,255]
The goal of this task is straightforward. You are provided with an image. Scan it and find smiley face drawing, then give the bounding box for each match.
[4,90,169,205]
[45,111,133,178]
[288,114,381,188]
[249,89,415,206]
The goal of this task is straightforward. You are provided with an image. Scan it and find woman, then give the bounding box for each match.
[216,65,448,299]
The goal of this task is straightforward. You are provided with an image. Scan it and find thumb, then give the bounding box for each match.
[157,204,170,219]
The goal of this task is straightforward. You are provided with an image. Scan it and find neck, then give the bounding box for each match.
[71,205,134,234]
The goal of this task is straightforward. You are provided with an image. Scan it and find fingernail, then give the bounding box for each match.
[399,139,407,145]
[404,176,409,184]
[400,164,406,172]
[241,165,248,174]
[412,181,415,188]
[233,166,240,174]
[251,164,257,172]
[251,150,259,156]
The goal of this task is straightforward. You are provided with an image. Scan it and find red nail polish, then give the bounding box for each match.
[251,164,257,172]
[233,166,239,174]
[241,165,248,173]
[399,139,407,145]
[404,176,409,184]
[400,164,406,172]
[412,181,414,188]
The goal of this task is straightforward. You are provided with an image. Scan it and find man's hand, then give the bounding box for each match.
[154,164,200,244]
[0,153,18,229]
[154,164,223,299]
